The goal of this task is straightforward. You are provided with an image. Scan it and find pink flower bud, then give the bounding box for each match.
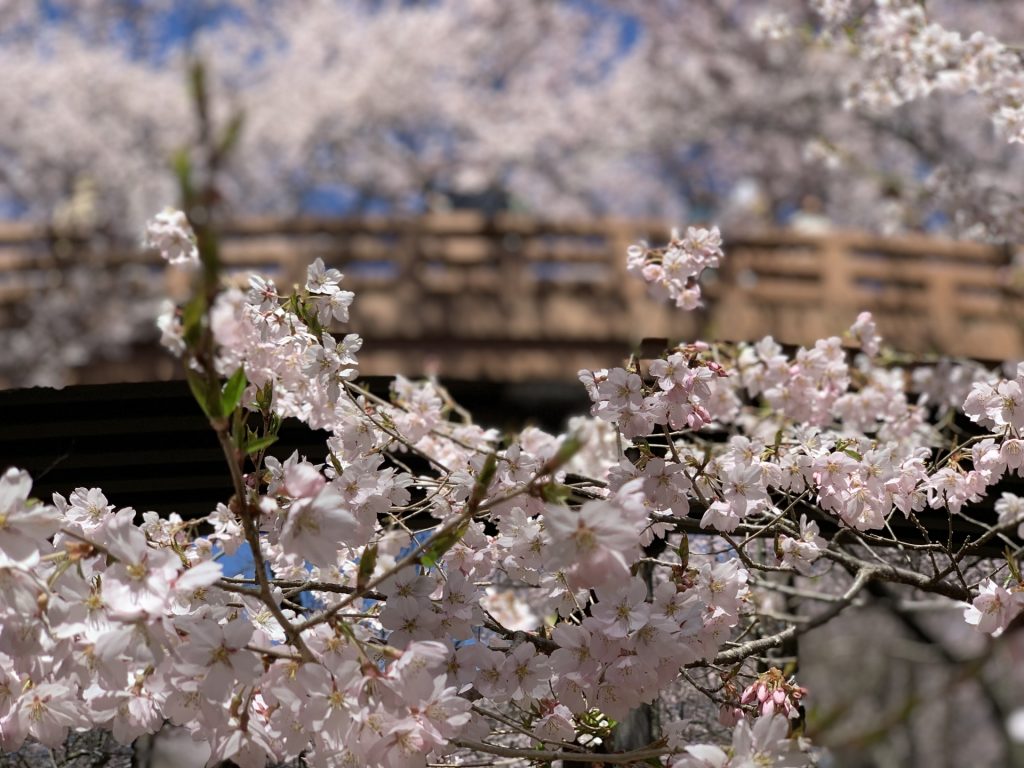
[719,705,743,726]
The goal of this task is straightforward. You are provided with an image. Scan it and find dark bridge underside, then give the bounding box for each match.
[0,379,587,520]
[0,379,1018,557]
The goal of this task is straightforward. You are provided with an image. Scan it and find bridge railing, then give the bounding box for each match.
[1,214,1021,383]
[714,229,1022,360]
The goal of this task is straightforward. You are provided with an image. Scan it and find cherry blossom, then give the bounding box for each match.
[964,579,1024,637]
[0,468,60,565]
[778,515,827,575]
[628,226,724,310]
[143,209,199,267]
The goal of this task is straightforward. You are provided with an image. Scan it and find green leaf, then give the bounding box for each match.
[244,434,278,455]
[188,59,208,111]
[256,381,274,412]
[231,408,245,449]
[329,452,344,476]
[1006,545,1022,584]
[540,482,571,504]
[186,369,221,420]
[478,452,498,486]
[171,149,193,202]
[467,453,498,512]
[218,110,246,157]
[221,367,248,416]
[543,434,583,473]
[197,227,221,286]
[181,294,206,348]
[419,521,468,569]
[677,533,689,570]
[843,448,863,461]
[357,543,378,592]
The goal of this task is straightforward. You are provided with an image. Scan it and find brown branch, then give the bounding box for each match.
[214,427,315,662]
[451,738,671,765]
[706,567,873,666]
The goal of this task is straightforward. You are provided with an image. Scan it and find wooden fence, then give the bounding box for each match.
[1,213,1022,383]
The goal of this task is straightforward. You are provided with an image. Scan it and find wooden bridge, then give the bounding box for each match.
[1,213,1022,384]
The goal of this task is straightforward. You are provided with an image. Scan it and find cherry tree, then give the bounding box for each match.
[3,192,1024,765]
[4,4,1024,763]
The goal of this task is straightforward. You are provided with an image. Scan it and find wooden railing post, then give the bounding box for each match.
[927,271,960,354]
[820,234,853,334]
[396,218,424,340]
[496,218,529,339]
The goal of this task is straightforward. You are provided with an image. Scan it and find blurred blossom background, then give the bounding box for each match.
[6,0,1024,234]
[3,3,1024,764]
[3,0,1024,388]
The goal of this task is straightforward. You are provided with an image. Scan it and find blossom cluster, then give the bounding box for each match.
[627,226,724,310]
[580,310,939,536]
[740,668,808,720]
[0,461,475,766]
[0,213,803,766]
[621,231,1024,648]
[8,208,1024,766]
[964,579,1024,637]
[143,208,199,267]
[814,0,1024,144]
[668,715,806,768]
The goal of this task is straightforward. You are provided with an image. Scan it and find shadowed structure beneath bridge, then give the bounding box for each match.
[1,378,1019,556]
